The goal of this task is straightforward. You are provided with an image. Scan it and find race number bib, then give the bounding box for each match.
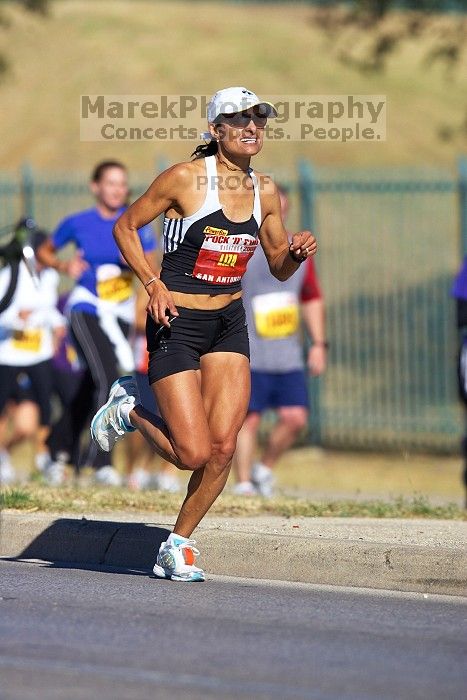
[252,291,300,339]
[12,329,43,352]
[96,264,133,303]
[65,342,80,369]
[192,226,259,285]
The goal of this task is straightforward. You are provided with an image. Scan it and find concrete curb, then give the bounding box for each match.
[1,512,466,596]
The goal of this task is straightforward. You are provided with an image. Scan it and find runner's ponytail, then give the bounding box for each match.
[191,140,219,159]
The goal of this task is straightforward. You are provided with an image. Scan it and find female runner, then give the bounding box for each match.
[91,87,317,581]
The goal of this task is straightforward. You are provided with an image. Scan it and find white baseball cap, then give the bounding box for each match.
[207,86,277,123]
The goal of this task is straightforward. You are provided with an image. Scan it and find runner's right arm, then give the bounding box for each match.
[113,164,193,326]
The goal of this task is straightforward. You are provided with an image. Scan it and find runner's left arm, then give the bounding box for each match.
[258,177,317,281]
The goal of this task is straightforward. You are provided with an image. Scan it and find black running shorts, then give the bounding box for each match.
[146,298,250,384]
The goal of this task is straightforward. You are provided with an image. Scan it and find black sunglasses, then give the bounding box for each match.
[217,110,268,128]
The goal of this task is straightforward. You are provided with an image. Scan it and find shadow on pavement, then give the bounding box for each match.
[2,518,171,574]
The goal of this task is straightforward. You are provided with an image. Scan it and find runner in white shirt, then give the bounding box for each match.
[0,231,65,484]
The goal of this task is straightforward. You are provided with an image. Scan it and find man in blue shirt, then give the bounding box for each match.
[38,160,156,485]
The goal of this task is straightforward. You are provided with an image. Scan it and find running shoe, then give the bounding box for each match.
[44,460,67,486]
[0,450,15,485]
[36,452,67,486]
[90,376,139,452]
[95,465,123,487]
[232,480,258,496]
[35,451,51,473]
[251,462,275,498]
[153,537,205,582]
[127,467,151,491]
[154,471,181,493]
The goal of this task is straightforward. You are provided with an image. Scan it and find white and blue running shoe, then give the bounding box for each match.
[153,537,205,582]
[90,376,139,452]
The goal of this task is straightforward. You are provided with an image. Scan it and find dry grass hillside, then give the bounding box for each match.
[0,1,466,174]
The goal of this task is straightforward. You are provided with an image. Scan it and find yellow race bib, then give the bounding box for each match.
[66,343,78,366]
[96,264,133,303]
[12,329,43,352]
[252,292,300,339]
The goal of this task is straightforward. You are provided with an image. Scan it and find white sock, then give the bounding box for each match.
[119,398,136,430]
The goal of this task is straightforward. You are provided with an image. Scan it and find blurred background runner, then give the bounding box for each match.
[37,161,157,486]
[233,187,327,497]
[0,229,65,485]
[43,291,86,485]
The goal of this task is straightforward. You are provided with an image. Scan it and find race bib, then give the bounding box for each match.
[192,226,259,285]
[96,264,133,303]
[12,329,43,352]
[65,342,79,368]
[252,291,300,339]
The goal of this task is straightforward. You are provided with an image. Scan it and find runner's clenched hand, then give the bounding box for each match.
[145,278,179,327]
[289,231,317,261]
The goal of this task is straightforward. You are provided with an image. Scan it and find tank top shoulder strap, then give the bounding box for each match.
[248,167,262,228]
[181,155,221,222]
[200,155,221,213]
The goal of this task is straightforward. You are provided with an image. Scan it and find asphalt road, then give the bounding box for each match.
[0,561,466,700]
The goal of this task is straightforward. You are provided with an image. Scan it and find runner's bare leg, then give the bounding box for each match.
[172,352,250,537]
[234,412,261,482]
[129,355,250,537]
[260,406,308,469]
[128,370,211,470]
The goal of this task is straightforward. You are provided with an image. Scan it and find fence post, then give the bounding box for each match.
[298,159,314,231]
[298,160,323,446]
[21,162,34,219]
[459,157,467,258]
